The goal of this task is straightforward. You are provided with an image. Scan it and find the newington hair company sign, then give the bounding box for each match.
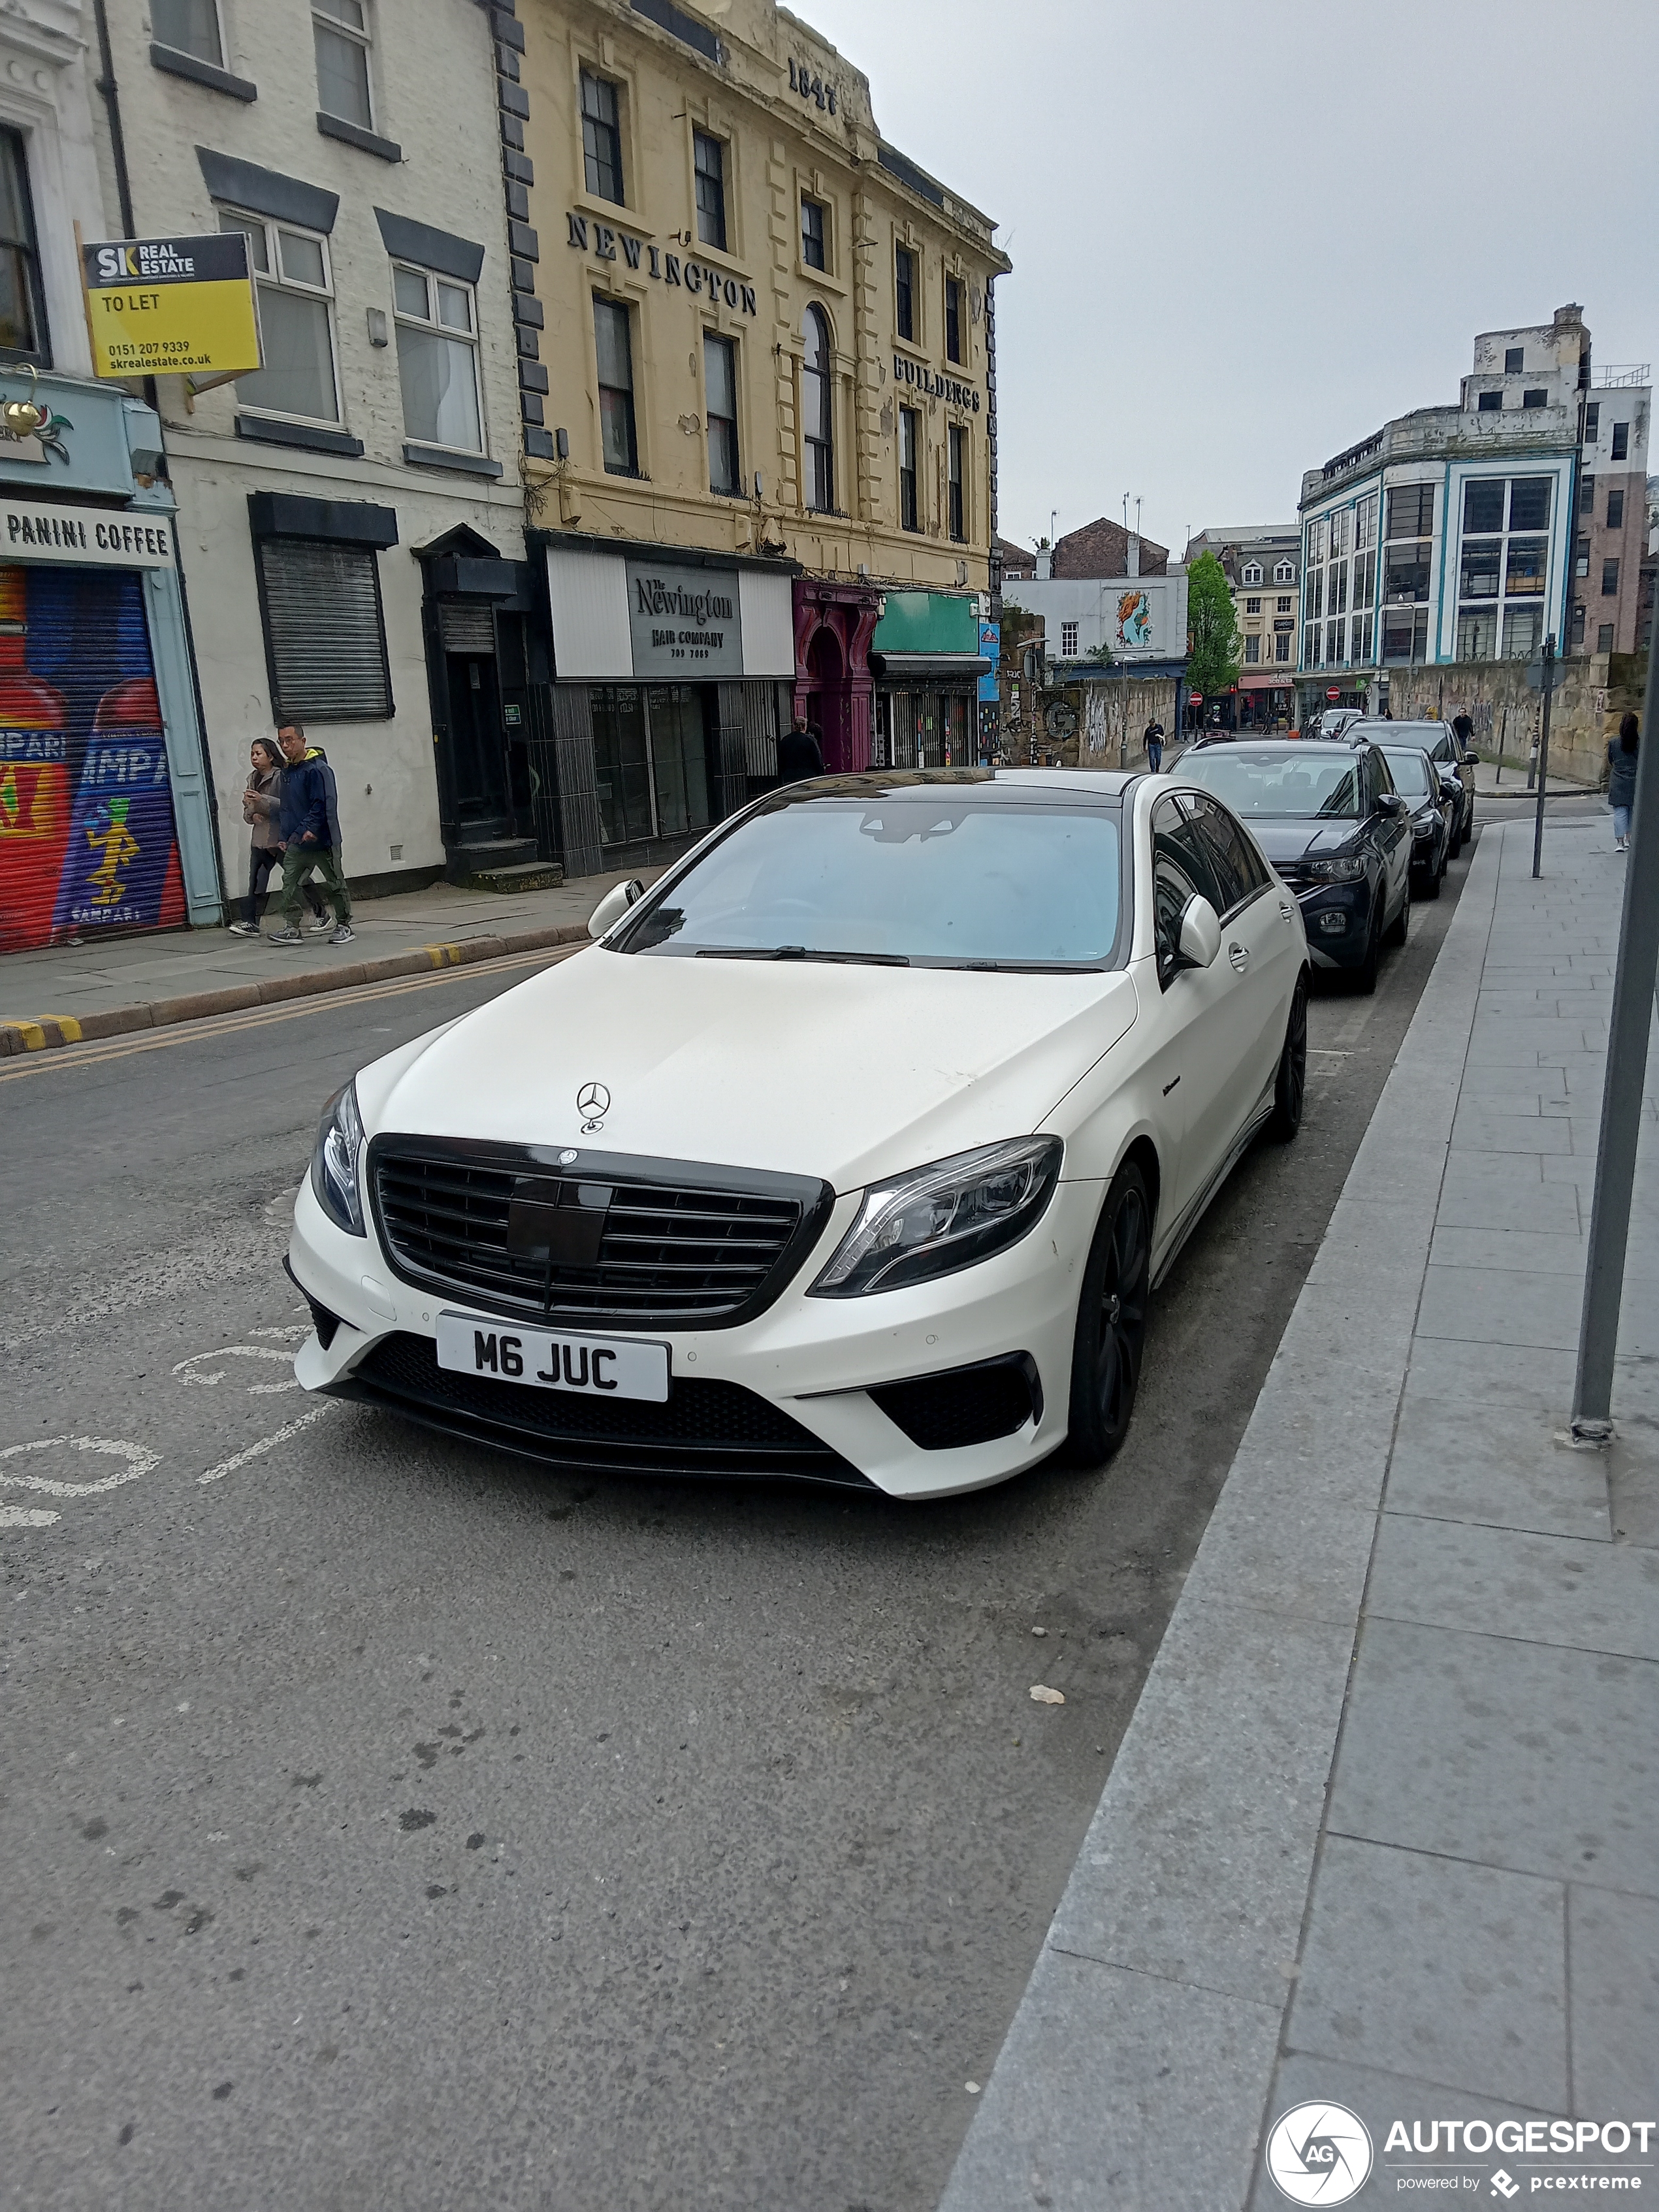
[624,560,745,678]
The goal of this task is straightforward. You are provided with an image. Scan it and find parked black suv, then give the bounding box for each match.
[1175,740,1413,992]
[1346,719,1478,854]
[1380,743,1454,898]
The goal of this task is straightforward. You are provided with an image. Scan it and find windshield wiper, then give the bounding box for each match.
[694,944,910,966]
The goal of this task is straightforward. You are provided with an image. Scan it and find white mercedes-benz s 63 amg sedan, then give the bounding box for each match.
[288,767,1308,1500]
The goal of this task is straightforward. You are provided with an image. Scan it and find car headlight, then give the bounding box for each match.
[311,1080,366,1236]
[1302,857,1367,882]
[810,1136,1062,1298]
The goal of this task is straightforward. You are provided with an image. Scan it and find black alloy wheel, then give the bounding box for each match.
[1270,972,1309,1140]
[1355,895,1381,994]
[1063,1160,1152,1466]
[1421,850,1443,900]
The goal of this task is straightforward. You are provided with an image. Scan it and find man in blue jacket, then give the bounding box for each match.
[270,722,354,944]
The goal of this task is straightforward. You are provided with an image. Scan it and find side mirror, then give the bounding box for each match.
[587,878,645,938]
[1461,750,1480,768]
[1376,791,1406,816]
[1176,893,1221,971]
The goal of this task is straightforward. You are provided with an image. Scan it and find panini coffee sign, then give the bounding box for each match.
[626,560,745,679]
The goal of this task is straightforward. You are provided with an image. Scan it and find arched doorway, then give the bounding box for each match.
[806,624,850,769]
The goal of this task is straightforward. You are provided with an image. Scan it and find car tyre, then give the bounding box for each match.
[1385,883,1409,947]
[1062,1160,1152,1467]
[1355,897,1381,994]
[1270,971,1308,1141]
[1421,854,1442,899]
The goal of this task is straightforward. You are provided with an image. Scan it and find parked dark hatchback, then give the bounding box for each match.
[1381,744,1454,898]
[1175,740,1413,992]
[1347,719,1478,854]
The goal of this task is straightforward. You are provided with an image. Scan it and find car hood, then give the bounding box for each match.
[1246,816,1364,866]
[363,945,1140,1193]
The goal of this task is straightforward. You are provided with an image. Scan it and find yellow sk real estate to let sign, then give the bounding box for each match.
[80,234,262,379]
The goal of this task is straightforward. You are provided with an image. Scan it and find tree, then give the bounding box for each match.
[1185,551,1240,699]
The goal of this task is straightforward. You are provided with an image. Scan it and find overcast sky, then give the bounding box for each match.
[805,0,1659,560]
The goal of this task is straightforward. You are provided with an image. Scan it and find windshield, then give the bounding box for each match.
[616,795,1125,968]
[1178,749,1361,820]
[1350,720,1445,752]
[1382,750,1431,796]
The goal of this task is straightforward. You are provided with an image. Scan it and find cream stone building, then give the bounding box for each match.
[511,0,1010,869]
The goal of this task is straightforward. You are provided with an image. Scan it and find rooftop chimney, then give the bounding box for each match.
[1125,532,1140,579]
[1036,547,1052,580]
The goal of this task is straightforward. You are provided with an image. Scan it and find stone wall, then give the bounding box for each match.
[1381,654,1645,787]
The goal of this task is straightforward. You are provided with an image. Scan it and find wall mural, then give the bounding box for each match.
[1116,590,1153,649]
[0,565,183,953]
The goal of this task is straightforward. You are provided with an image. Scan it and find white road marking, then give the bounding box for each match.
[197,1400,338,1485]
[174,1345,297,1387]
[1,1507,60,1527]
[0,1436,159,1499]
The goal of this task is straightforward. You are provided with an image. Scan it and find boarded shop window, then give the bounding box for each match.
[0,125,47,364]
[255,539,391,720]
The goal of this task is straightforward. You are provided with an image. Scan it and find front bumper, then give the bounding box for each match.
[287,1168,1101,1501]
[1292,880,1373,970]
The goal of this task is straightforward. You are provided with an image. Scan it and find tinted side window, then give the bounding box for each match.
[1152,795,1219,960]
[1373,750,1396,795]
[1187,795,1259,915]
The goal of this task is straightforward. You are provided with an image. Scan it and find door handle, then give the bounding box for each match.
[1278,899,1295,923]
[1229,942,1249,972]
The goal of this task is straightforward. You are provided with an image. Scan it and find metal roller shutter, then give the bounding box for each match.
[437,600,496,655]
[257,538,393,720]
[0,562,185,954]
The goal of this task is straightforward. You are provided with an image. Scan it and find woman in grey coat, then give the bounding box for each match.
[1607,712,1639,853]
[227,739,327,935]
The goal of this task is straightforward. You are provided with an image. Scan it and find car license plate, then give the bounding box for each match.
[435,1313,669,1402]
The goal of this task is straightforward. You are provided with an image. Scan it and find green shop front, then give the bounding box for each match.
[869,591,992,768]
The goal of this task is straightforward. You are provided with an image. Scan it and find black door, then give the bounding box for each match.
[443,651,511,838]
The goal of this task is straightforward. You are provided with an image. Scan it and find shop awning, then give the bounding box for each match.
[871,652,993,679]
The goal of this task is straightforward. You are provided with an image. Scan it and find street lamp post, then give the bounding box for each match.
[1570,640,1659,1439]
[1532,633,1556,879]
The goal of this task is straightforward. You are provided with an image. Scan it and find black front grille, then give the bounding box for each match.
[338,1332,872,1487]
[370,1138,831,1330]
[869,1354,1040,1452]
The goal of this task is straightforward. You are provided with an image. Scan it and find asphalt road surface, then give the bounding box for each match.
[5,839,1489,2212]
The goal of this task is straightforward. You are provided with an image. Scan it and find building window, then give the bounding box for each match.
[313,0,373,131]
[1570,601,1586,647]
[1580,472,1597,516]
[1387,484,1435,539]
[1274,557,1297,581]
[1504,604,1543,660]
[898,404,919,532]
[801,197,825,271]
[1522,389,1547,410]
[1460,537,1502,600]
[1607,488,1624,529]
[1352,613,1373,663]
[1275,632,1291,663]
[1598,622,1615,651]
[0,127,47,365]
[948,421,965,541]
[1276,595,1293,614]
[1611,422,1630,462]
[803,304,833,512]
[581,70,624,205]
[391,264,481,451]
[1384,541,1431,602]
[944,276,963,365]
[1602,557,1620,596]
[894,245,916,342]
[1509,477,1551,530]
[1246,596,1261,615]
[1576,532,1591,578]
[1355,495,1377,553]
[153,0,223,63]
[220,210,338,422]
[257,538,391,720]
[704,331,739,496]
[1478,390,1502,412]
[1584,402,1600,441]
[1457,605,1497,660]
[1241,562,1262,585]
[1504,346,1524,374]
[693,131,726,252]
[593,296,637,474]
[1060,619,1078,656]
[1244,633,1260,664]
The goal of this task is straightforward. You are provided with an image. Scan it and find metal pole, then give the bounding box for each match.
[1571,641,1659,1437]
[1532,634,1556,878]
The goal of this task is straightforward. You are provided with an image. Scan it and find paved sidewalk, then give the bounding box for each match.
[940,817,1658,2209]
[0,865,658,1055]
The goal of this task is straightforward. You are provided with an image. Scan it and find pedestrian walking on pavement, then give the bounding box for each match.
[227,739,327,938]
[1142,716,1165,773]
[270,723,354,944]
[777,711,825,782]
[1607,711,1639,852]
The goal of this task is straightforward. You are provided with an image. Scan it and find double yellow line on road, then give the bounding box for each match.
[0,944,579,1084]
